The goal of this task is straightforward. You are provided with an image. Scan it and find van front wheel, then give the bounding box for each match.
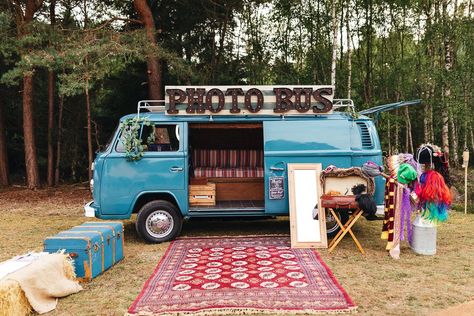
[136,201,183,243]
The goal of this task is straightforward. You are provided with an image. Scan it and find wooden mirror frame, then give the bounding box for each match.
[288,163,327,248]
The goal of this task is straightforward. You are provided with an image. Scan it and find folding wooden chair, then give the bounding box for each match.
[320,195,365,255]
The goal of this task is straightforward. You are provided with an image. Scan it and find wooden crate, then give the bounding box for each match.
[189,182,216,206]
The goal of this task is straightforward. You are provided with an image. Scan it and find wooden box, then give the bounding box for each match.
[189,182,216,206]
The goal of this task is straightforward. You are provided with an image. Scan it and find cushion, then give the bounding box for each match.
[194,167,264,178]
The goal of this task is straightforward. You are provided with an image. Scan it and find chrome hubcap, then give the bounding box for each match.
[146,210,174,238]
[326,212,340,234]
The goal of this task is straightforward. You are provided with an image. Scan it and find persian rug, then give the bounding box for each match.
[128,236,356,315]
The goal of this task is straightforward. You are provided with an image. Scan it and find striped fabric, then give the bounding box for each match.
[192,149,264,178]
[193,149,263,168]
[194,167,264,178]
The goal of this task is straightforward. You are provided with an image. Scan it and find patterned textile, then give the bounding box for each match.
[381,177,397,250]
[192,149,264,168]
[128,236,357,316]
[194,167,264,178]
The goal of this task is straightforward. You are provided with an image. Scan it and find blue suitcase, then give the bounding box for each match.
[79,222,124,263]
[44,231,104,281]
[61,226,114,271]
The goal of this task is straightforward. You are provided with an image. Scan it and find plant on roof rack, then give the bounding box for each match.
[119,116,155,161]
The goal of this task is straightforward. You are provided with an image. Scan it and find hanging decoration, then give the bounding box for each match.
[415,143,451,187]
[380,157,420,259]
[416,170,452,224]
[119,116,155,161]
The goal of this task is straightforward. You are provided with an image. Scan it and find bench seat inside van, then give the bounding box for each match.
[192,149,264,178]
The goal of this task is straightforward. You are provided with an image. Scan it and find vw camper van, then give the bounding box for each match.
[84,85,389,243]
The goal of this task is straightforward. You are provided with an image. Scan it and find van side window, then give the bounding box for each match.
[143,124,180,152]
[115,124,180,152]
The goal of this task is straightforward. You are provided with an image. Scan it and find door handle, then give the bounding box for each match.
[270,167,285,171]
[170,167,183,172]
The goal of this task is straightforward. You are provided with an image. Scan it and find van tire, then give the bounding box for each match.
[136,201,182,243]
[326,209,350,238]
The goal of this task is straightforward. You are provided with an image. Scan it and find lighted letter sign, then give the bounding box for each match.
[165,85,334,115]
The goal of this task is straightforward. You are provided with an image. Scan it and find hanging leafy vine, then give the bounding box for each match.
[119,116,155,161]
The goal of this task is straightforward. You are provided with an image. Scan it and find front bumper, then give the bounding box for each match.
[84,201,97,217]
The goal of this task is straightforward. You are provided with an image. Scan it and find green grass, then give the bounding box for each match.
[1,186,473,315]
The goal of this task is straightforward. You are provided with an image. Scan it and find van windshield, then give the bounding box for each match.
[102,125,118,153]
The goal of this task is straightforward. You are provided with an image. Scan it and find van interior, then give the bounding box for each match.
[188,123,264,212]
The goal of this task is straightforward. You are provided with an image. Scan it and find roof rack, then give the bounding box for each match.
[332,99,356,115]
[332,99,354,109]
[137,100,166,117]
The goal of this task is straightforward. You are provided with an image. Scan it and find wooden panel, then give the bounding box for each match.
[216,181,264,201]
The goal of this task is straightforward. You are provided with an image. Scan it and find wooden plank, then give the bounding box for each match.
[215,181,264,201]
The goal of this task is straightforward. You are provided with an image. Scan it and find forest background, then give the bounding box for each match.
[0,0,472,190]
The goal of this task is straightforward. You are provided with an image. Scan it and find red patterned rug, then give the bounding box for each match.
[128,236,356,315]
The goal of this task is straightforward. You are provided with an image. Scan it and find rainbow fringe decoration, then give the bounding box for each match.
[416,170,451,224]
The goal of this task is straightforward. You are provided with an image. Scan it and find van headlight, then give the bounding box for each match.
[90,179,94,193]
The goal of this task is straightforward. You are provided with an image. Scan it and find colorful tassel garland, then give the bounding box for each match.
[416,170,451,224]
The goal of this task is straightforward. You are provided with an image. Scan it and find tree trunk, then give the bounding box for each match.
[330,0,338,88]
[441,95,450,156]
[404,107,414,153]
[428,87,435,142]
[387,117,391,156]
[423,102,430,143]
[47,0,56,186]
[470,124,474,155]
[395,93,400,152]
[463,84,469,149]
[364,0,373,104]
[395,112,399,152]
[47,70,54,186]
[16,0,44,189]
[449,109,459,166]
[134,0,163,100]
[346,0,352,99]
[442,0,452,158]
[85,62,93,181]
[0,95,9,186]
[23,74,40,189]
[55,95,64,185]
[215,8,229,81]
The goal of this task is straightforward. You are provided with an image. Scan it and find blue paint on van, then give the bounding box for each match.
[86,112,385,222]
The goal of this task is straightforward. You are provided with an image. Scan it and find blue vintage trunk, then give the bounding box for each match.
[78,222,124,263]
[44,231,104,281]
[64,226,114,270]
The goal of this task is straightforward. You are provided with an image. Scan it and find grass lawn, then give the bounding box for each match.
[1,186,473,316]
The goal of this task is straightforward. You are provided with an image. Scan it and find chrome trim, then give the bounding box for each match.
[84,201,96,218]
[145,210,174,238]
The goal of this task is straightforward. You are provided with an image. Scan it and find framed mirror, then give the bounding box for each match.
[288,163,327,248]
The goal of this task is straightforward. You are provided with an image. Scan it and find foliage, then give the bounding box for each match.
[118,116,154,161]
[1,0,473,183]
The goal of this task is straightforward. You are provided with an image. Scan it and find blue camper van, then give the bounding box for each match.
[84,85,403,243]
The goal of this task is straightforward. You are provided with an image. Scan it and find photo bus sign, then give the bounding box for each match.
[165,85,335,115]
